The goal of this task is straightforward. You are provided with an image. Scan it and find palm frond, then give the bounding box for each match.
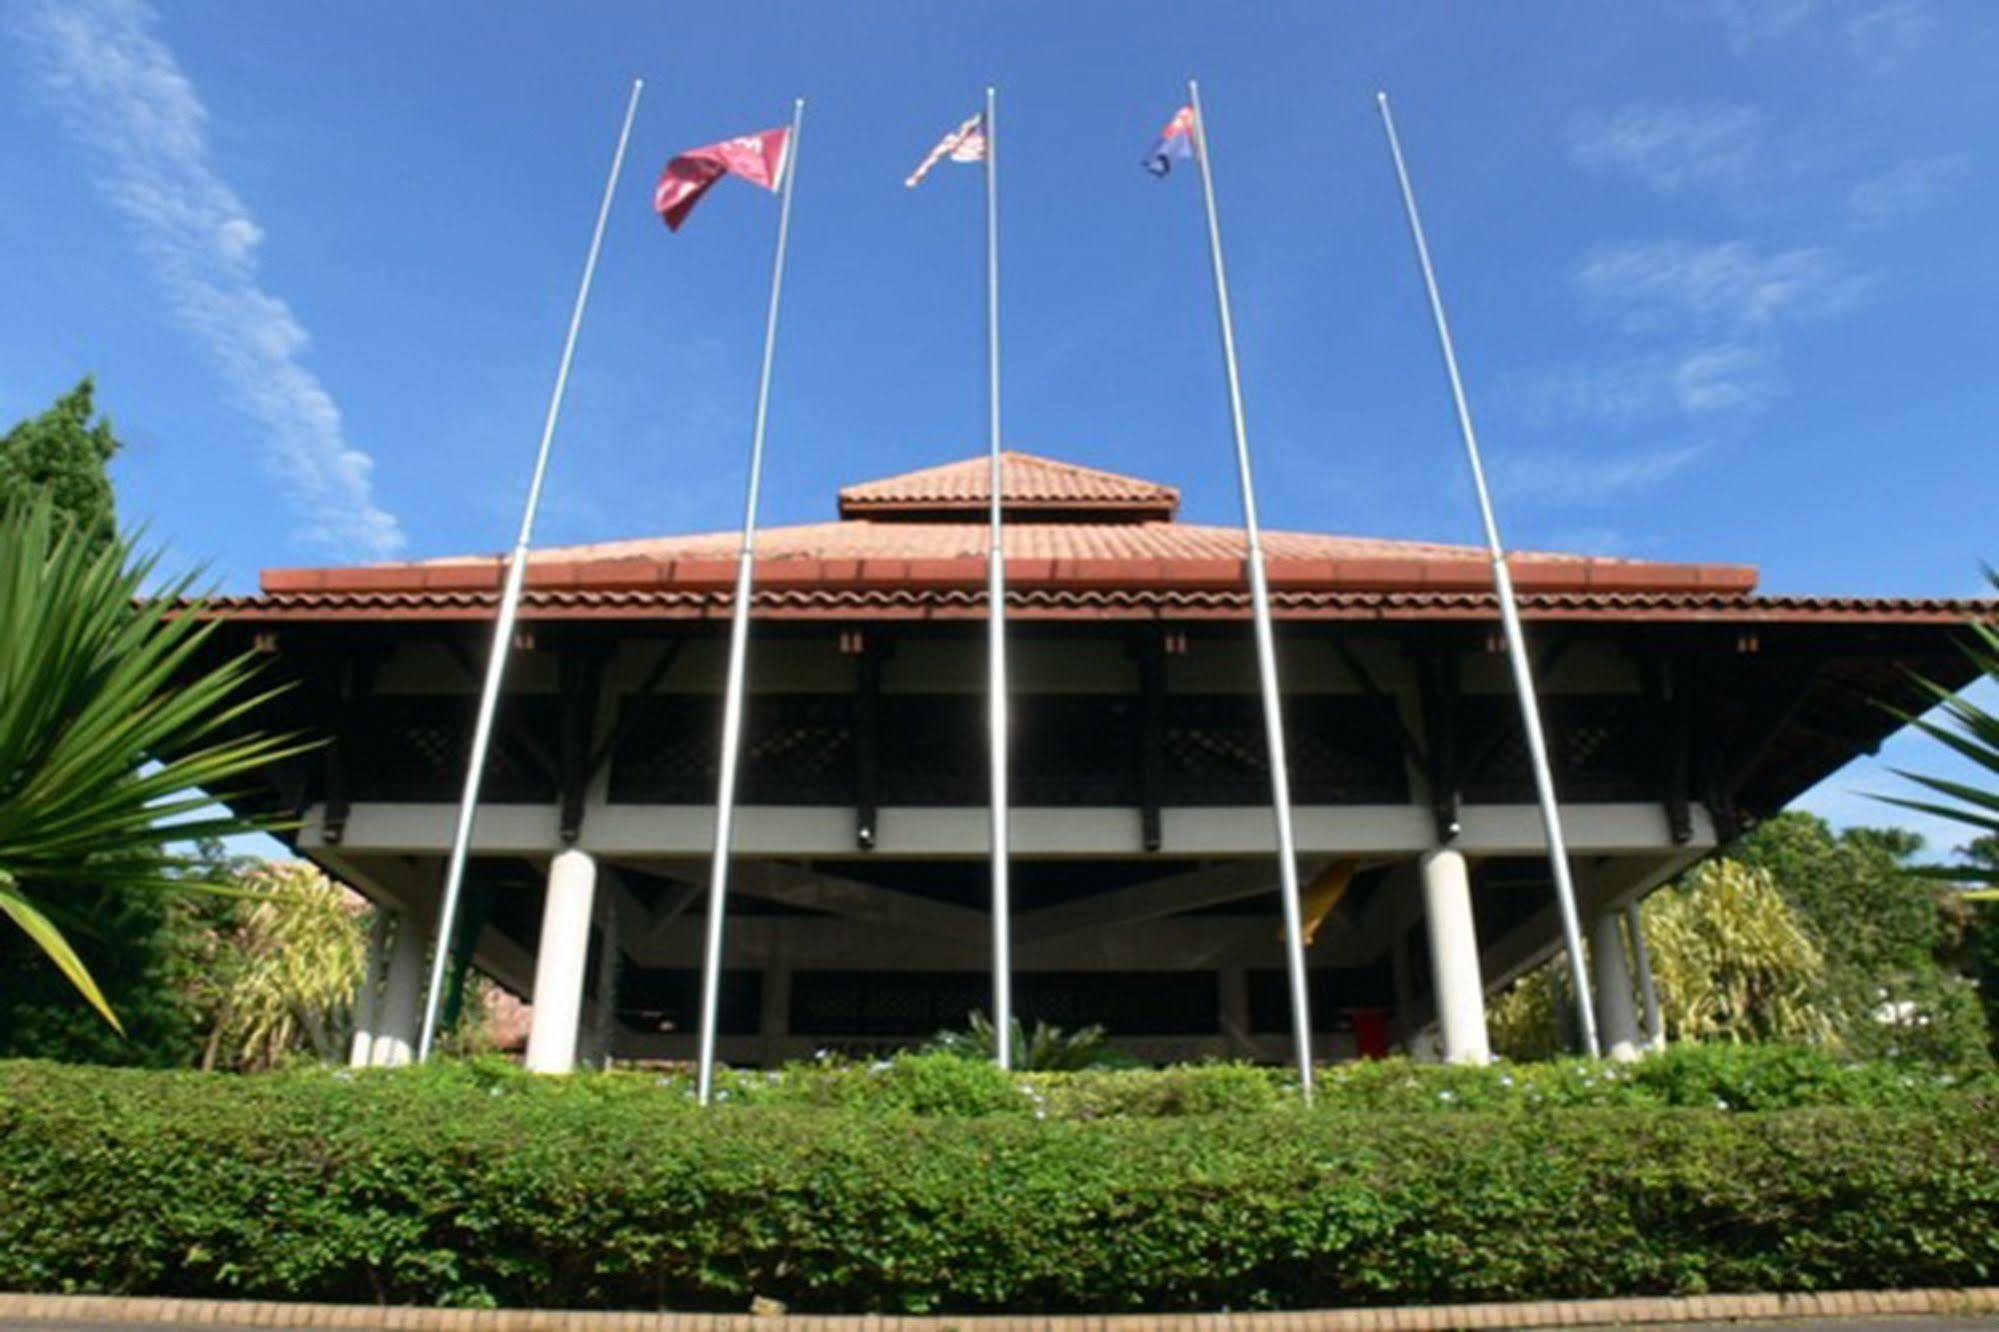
[1871,587,1999,887]
[0,499,320,1026]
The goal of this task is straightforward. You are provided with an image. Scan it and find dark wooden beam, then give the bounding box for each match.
[854,636,882,851]
[1334,638,1428,773]
[1689,663,1742,843]
[557,647,610,844]
[437,635,562,789]
[1720,664,1824,796]
[318,653,381,846]
[1641,655,1695,845]
[1462,635,1576,782]
[1416,649,1461,843]
[583,640,687,779]
[1137,632,1166,852]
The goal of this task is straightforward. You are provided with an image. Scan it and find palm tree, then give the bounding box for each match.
[1883,574,1999,898]
[925,1010,1115,1070]
[0,500,309,1029]
[201,861,369,1071]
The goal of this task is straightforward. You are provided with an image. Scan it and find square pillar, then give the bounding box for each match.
[525,848,598,1074]
[1420,847,1489,1065]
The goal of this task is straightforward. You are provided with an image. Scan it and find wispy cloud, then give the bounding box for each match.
[1673,342,1785,415]
[13,0,403,558]
[1570,104,1760,195]
[1520,342,1783,428]
[1847,0,1934,73]
[1576,239,1876,333]
[1492,441,1712,508]
[1848,153,1970,228]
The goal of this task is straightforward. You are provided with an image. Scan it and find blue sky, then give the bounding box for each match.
[2,0,1993,854]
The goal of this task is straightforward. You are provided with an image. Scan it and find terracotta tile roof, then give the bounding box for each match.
[836,451,1180,519]
[208,584,1991,626]
[384,518,1617,569]
[235,449,1987,628]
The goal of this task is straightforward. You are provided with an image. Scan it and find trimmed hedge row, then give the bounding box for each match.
[1,1059,1995,1312]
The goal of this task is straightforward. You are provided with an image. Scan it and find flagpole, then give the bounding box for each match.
[416,77,643,1062]
[1374,91,1600,1058]
[982,84,1014,1071]
[696,96,806,1106]
[1186,79,1316,1100]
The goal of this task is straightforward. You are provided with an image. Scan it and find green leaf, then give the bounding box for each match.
[0,877,123,1033]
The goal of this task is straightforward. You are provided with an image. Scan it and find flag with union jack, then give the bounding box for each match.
[1143,105,1196,177]
[905,112,986,188]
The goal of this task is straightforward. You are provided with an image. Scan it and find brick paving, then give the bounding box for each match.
[0,1288,1995,1332]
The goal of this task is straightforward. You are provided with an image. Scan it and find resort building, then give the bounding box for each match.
[198,451,1983,1070]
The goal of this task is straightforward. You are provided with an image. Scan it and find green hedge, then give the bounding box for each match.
[711,1043,1990,1118]
[1,1058,1995,1312]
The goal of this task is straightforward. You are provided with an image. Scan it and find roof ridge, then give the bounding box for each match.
[837,449,1180,521]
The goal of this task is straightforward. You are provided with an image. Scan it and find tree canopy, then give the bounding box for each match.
[1492,811,1991,1064]
[0,378,120,546]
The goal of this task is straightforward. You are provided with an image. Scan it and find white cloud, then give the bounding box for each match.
[1672,342,1785,415]
[1576,240,1875,333]
[1848,153,1970,227]
[1847,0,1934,73]
[1570,105,1760,195]
[13,0,404,558]
[1492,441,1712,507]
[1521,342,1785,428]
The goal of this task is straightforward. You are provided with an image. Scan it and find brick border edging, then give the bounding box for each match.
[0,1288,1995,1331]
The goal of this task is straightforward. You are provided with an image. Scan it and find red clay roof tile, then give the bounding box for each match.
[836,451,1179,519]
[256,449,1769,606]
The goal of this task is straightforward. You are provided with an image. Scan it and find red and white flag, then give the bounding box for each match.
[654,127,790,232]
[905,112,986,188]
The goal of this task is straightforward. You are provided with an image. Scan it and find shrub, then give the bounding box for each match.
[0,1058,1994,1312]
[924,1011,1119,1071]
[693,1044,1990,1118]
[1022,1061,1285,1119]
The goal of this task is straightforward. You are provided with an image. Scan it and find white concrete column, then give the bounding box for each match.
[370,904,432,1067]
[1419,847,1489,1065]
[347,910,391,1067]
[1624,902,1666,1053]
[525,848,598,1074]
[1590,909,1643,1062]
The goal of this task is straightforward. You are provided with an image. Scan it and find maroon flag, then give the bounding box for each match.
[654,128,790,231]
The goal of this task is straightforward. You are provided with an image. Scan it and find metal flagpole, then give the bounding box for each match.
[696,97,806,1106]
[982,85,1014,1071]
[1374,91,1601,1057]
[417,78,644,1062]
[1186,79,1316,1100]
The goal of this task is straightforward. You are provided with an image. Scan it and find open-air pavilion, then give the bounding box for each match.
[192,451,1985,1072]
